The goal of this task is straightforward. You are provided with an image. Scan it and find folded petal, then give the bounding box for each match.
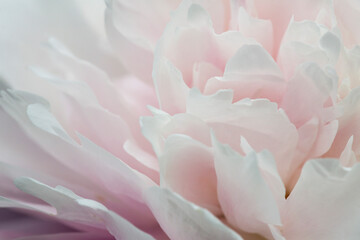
[59,95,159,182]
[212,134,282,238]
[188,89,298,183]
[153,58,189,114]
[153,2,253,113]
[282,159,360,239]
[14,177,155,240]
[145,186,243,240]
[232,6,274,55]
[159,134,220,215]
[141,108,211,156]
[278,20,341,79]
[205,44,286,103]
[0,89,157,228]
[281,63,337,127]
[326,87,360,158]
[339,136,357,167]
[250,0,331,55]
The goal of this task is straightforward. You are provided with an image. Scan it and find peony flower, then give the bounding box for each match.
[1,0,360,239]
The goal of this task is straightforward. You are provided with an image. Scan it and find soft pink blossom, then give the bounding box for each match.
[1,0,360,239]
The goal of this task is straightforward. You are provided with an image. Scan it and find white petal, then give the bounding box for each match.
[14,177,155,240]
[224,44,282,77]
[278,20,341,79]
[334,0,360,47]
[326,87,360,158]
[212,134,282,238]
[283,159,360,239]
[339,136,357,167]
[145,186,243,240]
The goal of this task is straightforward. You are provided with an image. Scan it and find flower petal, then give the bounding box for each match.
[0,209,74,240]
[334,0,360,47]
[153,2,253,113]
[234,7,274,54]
[188,89,298,183]
[153,58,189,114]
[15,232,114,240]
[14,177,155,240]
[159,134,220,215]
[0,89,157,227]
[283,159,360,239]
[204,44,286,103]
[0,0,120,87]
[326,87,360,158]
[145,186,243,240]
[278,20,340,79]
[339,136,357,167]
[141,108,211,156]
[212,134,281,238]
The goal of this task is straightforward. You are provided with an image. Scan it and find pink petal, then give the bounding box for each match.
[60,96,159,182]
[141,108,211,156]
[188,89,298,184]
[159,134,220,215]
[281,63,336,127]
[0,90,157,228]
[212,134,281,238]
[234,7,274,54]
[205,44,286,103]
[153,2,254,113]
[153,58,189,114]
[251,0,331,55]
